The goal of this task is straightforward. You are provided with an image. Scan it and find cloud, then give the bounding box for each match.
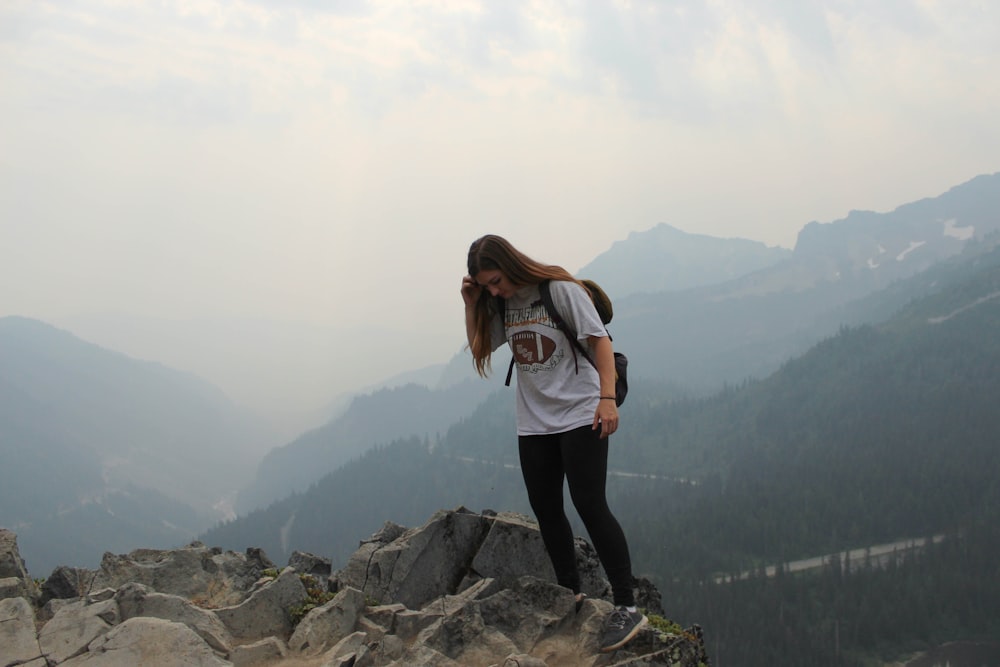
[1,0,998,426]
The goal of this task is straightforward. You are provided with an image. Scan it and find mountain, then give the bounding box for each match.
[577,222,792,298]
[201,229,1000,667]
[609,172,1000,391]
[232,172,1000,518]
[205,237,1000,564]
[0,317,273,573]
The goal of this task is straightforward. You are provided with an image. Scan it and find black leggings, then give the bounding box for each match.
[518,424,635,607]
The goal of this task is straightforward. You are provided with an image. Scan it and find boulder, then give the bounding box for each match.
[37,598,119,664]
[287,586,367,655]
[115,582,233,655]
[229,637,288,667]
[214,567,307,641]
[0,596,42,665]
[91,544,266,607]
[40,566,98,604]
[59,617,232,666]
[287,551,331,579]
[0,528,39,602]
[335,507,490,609]
[334,508,612,610]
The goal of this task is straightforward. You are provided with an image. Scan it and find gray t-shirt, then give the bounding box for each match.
[490,280,609,436]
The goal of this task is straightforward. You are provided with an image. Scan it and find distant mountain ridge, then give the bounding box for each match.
[609,172,1000,390]
[0,316,274,573]
[233,172,1000,513]
[199,224,1000,667]
[577,223,792,298]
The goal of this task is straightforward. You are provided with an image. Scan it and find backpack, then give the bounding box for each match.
[504,279,629,407]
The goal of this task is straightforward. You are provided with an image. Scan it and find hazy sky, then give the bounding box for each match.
[2,1,998,437]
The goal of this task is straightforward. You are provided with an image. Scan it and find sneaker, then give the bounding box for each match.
[598,606,648,652]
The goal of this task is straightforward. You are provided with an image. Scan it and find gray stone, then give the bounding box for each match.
[0,596,42,665]
[416,602,519,666]
[92,544,265,607]
[0,577,32,601]
[60,617,232,666]
[287,551,331,579]
[214,566,307,641]
[115,582,233,655]
[37,598,119,664]
[474,577,574,651]
[0,530,38,602]
[229,636,287,666]
[318,630,367,666]
[392,607,443,642]
[0,509,707,667]
[288,586,367,655]
[41,566,97,603]
[336,508,490,609]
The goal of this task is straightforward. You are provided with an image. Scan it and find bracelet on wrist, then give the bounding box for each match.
[599,396,616,401]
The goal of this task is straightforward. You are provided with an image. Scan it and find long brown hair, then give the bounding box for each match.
[466,234,585,377]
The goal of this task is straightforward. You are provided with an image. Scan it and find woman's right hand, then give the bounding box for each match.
[461,275,482,307]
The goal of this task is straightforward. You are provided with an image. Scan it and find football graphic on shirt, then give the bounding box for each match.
[510,330,557,365]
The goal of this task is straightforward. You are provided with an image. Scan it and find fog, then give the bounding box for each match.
[2,1,998,441]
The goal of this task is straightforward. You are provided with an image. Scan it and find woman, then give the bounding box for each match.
[461,234,647,653]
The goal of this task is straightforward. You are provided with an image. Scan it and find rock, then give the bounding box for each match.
[60,617,232,666]
[37,598,119,664]
[0,596,42,665]
[287,551,331,579]
[229,637,288,666]
[335,508,490,609]
[92,544,267,607]
[215,567,307,641]
[318,630,368,666]
[0,512,710,667]
[115,582,233,655]
[288,586,367,655]
[0,529,39,602]
[40,566,97,604]
[335,509,612,611]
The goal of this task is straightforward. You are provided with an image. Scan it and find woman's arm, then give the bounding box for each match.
[462,275,481,348]
[589,334,619,438]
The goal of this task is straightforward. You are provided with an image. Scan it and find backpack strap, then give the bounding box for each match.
[502,296,516,387]
[540,280,595,373]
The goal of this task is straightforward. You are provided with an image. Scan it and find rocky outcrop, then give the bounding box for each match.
[0,509,709,667]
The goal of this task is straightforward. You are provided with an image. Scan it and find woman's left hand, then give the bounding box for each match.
[593,400,618,438]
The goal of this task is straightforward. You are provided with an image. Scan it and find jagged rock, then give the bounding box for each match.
[60,617,232,666]
[215,567,307,641]
[319,630,368,666]
[37,598,119,664]
[115,582,233,655]
[229,637,288,667]
[288,586,367,655]
[41,566,98,604]
[0,511,710,667]
[335,507,490,609]
[91,544,266,607]
[0,528,39,602]
[287,551,331,580]
[335,509,612,610]
[0,596,43,665]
